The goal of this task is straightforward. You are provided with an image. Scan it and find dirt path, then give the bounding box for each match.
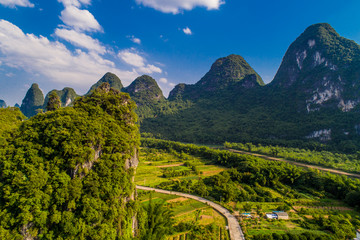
[136,185,245,240]
[155,163,183,168]
[226,149,360,179]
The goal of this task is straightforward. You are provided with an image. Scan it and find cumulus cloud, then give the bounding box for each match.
[118,49,145,67]
[159,77,168,84]
[182,27,192,35]
[55,28,106,54]
[128,35,141,44]
[169,82,176,87]
[60,6,102,32]
[139,64,162,74]
[0,20,137,87]
[0,0,34,8]
[135,0,224,14]
[118,48,162,74]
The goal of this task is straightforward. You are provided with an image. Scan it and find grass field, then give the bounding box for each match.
[135,148,227,187]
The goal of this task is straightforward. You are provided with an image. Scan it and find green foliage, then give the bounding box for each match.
[142,138,360,207]
[143,138,360,239]
[46,91,61,111]
[139,194,174,240]
[87,72,124,94]
[0,107,26,145]
[44,87,79,108]
[0,84,140,239]
[225,142,360,173]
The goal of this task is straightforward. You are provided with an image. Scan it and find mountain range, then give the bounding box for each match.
[16,23,360,151]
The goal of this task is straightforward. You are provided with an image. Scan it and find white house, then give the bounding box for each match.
[356,229,360,240]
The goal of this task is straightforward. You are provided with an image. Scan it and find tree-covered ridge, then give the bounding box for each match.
[0,107,25,145]
[271,23,360,111]
[168,54,264,101]
[0,84,140,239]
[87,72,124,94]
[125,75,165,104]
[141,23,360,149]
[225,142,360,173]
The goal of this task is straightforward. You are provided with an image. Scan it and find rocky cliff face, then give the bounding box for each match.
[271,23,360,112]
[44,87,78,108]
[20,83,44,117]
[87,72,124,94]
[169,54,264,101]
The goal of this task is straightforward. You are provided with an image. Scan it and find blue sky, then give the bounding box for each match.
[0,0,360,105]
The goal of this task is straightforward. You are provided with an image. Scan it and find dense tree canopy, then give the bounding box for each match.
[0,84,140,239]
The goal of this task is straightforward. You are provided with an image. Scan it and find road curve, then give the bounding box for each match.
[226,148,360,179]
[136,185,245,240]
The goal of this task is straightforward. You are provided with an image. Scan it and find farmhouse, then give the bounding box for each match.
[356,229,360,240]
[274,211,289,220]
[266,211,289,220]
[266,213,277,219]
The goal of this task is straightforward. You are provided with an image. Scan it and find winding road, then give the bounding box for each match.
[136,185,245,240]
[226,148,360,179]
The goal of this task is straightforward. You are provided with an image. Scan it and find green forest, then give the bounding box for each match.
[0,84,143,239]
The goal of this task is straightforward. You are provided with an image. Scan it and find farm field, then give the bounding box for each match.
[135,148,227,187]
[139,140,360,240]
[138,190,229,240]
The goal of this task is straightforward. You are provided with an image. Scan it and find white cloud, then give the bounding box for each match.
[183,27,192,35]
[139,64,162,74]
[0,20,137,87]
[159,77,168,84]
[169,82,176,87]
[118,49,145,67]
[118,48,162,74]
[60,6,102,32]
[0,0,34,8]
[128,35,141,44]
[135,0,224,14]
[55,28,106,54]
[58,0,90,7]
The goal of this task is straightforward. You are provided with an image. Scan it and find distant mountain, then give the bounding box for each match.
[44,87,78,108]
[169,54,264,101]
[125,75,165,104]
[124,75,172,120]
[12,23,360,151]
[20,83,44,117]
[141,24,360,151]
[87,72,123,94]
[0,100,6,108]
[271,23,360,112]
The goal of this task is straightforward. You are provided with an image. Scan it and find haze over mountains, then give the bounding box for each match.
[14,23,360,151]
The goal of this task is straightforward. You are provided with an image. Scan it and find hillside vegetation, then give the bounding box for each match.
[0,84,140,239]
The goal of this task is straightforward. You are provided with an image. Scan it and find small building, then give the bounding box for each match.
[266,213,277,219]
[274,211,289,220]
[240,213,252,218]
[356,229,360,240]
[266,211,289,220]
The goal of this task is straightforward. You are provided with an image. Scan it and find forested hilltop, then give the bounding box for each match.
[14,23,360,152]
[0,84,141,239]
